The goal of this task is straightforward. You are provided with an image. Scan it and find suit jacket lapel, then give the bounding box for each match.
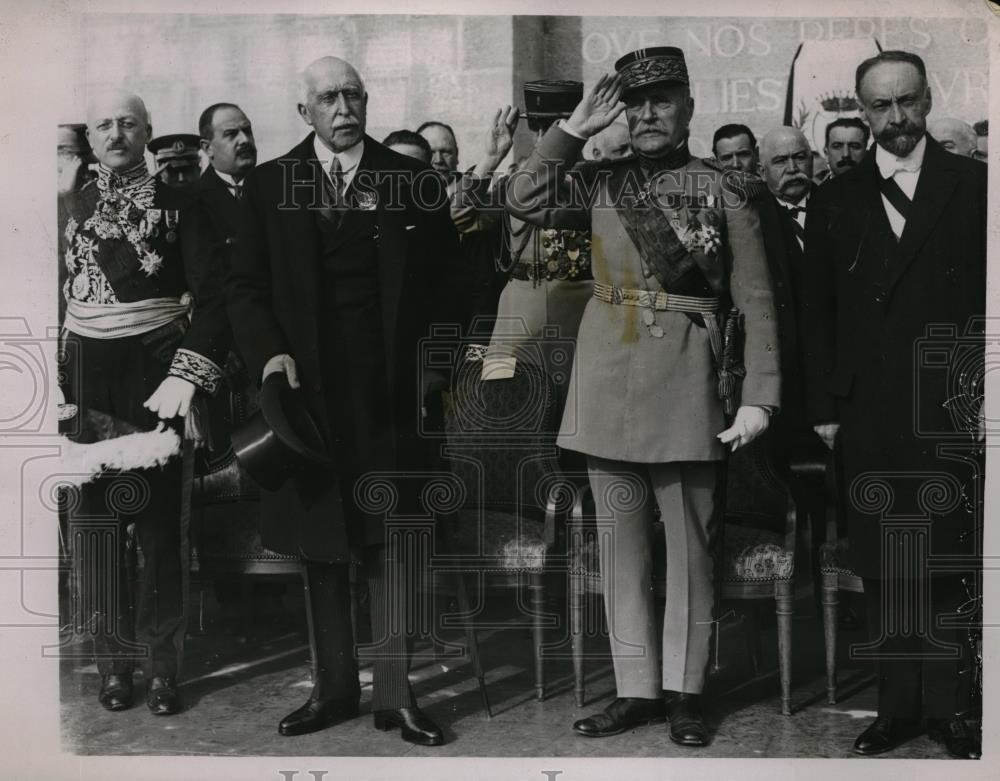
[761,194,795,294]
[361,138,408,382]
[282,134,325,336]
[201,167,241,233]
[883,136,959,294]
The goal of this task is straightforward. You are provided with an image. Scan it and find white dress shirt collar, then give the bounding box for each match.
[214,168,240,190]
[313,134,365,187]
[776,191,809,211]
[875,134,927,179]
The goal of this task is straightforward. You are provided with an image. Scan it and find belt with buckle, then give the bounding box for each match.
[592,282,720,314]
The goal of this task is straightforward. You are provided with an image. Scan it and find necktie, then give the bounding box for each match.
[784,203,805,247]
[232,182,243,200]
[328,156,345,204]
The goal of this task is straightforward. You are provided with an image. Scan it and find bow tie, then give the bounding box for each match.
[880,160,920,177]
[783,204,806,215]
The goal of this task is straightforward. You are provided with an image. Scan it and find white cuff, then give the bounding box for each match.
[558,119,587,140]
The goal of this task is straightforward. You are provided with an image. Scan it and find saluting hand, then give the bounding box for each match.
[566,73,626,140]
[484,105,519,164]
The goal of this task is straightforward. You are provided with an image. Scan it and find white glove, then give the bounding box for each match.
[718,405,771,452]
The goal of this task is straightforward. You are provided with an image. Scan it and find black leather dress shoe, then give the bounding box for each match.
[373,707,444,746]
[146,677,181,716]
[927,717,981,759]
[278,696,360,736]
[664,692,709,747]
[98,673,133,711]
[572,697,666,738]
[852,716,921,755]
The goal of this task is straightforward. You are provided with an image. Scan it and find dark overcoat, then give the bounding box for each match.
[802,136,986,578]
[227,134,464,561]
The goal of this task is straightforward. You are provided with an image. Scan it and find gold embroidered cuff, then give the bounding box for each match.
[168,348,223,395]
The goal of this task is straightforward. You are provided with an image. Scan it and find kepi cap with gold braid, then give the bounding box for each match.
[614,46,689,93]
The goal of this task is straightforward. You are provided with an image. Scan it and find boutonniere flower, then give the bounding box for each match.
[354,191,377,211]
[677,219,722,256]
[139,249,164,276]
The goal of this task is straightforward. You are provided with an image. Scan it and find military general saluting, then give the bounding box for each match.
[507,47,780,746]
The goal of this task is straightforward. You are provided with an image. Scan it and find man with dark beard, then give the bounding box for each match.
[823,117,869,178]
[803,50,985,759]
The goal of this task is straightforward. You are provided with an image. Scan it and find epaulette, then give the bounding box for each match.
[699,158,768,202]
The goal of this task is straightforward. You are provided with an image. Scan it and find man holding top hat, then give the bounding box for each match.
[226,56,466,746]
[507,47,780,746]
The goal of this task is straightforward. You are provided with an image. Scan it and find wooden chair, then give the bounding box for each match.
[439,355,575,703]
[819,536,864,704]
[569,438,806,715]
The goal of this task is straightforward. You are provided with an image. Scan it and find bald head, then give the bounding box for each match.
[297,56,368,152]
[86,90,151,171]
[760,126,813,203]
[590,122,631,161]
[929,117,978,158]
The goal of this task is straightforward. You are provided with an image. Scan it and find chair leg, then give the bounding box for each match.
[821,573,839,705]
[570,573,585,708]
[241,579,253,638]
[775,579,793,716]
[529,571,545,701]
[741,610,761,677]
[453,570,491,718]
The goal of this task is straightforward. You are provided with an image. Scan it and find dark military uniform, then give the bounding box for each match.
[60,162,229,680]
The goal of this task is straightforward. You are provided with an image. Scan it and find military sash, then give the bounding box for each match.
[608,160,748,415]
[608,161,719,303]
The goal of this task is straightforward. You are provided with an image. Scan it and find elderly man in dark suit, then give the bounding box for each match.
[227,56,464,746]
[757,126,820,454]
[803,50,985,759]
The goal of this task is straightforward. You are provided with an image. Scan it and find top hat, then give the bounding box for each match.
[523,80,583,131]
[231,372,333,492]
[614,47,689,94]
[148,133,202,168]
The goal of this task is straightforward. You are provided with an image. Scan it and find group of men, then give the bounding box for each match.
[59,41,984,760]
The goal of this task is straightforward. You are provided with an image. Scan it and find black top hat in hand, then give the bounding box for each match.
[231,372,332,491]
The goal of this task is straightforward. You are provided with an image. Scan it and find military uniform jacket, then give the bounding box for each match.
[507,125,780,463]
[59,171,230,394]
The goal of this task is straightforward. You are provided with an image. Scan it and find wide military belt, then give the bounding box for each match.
[64,296,191,339]
[593,281,732,410]
[592,282,719,314]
